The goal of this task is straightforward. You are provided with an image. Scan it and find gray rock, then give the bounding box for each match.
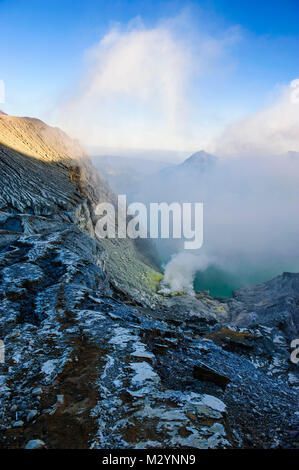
[25,439,46,449]
[229,272,299,340]
[12,420,24,428]
[27,410,38,422]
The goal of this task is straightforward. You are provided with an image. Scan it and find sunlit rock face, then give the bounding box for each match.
[0,113,298,449]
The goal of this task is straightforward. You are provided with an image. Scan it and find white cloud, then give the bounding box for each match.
[212,78,299,157]
[56,14,239,152]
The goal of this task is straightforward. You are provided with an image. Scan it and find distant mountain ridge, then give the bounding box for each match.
[181,150,217,170]
[92,154,172,196]
[93,149,217,200]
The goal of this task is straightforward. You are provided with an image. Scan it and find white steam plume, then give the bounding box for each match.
[159,252,213,295]
[211,79,299,157]
[139,79,299,295]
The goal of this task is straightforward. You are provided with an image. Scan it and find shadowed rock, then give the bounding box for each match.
[193,363,231,390]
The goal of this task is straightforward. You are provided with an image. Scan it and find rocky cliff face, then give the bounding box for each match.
[0,113,298,449]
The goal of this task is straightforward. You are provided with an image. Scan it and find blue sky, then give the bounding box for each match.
[1,0,299,154]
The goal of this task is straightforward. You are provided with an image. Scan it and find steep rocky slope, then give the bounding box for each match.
[0,112,298,449]
[0,112,160,301]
